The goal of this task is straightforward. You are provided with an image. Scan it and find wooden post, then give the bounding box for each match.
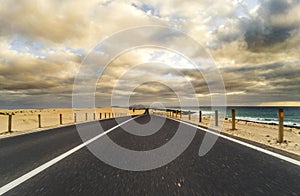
[74,113,77,123]
[215,110,218,126]
[180,111,182,118]
[109,113,111,118]
[93,113,96,120]
[60,114,63,125]
[8,114,12,133]
[176,111,178,118]
[100,113,102,119]
[188,111,191,120]
[199,111,202,123]
[85,113,88,121]
[278,108,284,143]
[231,109,236,130]
[38,114,41,128]
[104,113,106,118]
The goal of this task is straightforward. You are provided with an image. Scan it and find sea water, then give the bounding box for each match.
[169,106,300,128]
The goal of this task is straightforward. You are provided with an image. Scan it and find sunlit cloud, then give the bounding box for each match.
[0,0,299,108]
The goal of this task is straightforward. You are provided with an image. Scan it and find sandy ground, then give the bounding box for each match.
[1,108,299,157]
[154,110,300,157]
[0,108,144,138]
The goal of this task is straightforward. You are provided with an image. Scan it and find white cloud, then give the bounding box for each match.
[0,0,299,107]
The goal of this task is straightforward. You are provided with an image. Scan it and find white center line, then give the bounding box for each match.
[0,116,139,195]
[167,116,300,167]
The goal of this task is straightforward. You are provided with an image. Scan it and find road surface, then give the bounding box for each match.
[0,114,300,195]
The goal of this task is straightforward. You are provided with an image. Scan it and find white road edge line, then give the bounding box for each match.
[0,116,139,195]
[0,115,132,140]
[167,116,300,167]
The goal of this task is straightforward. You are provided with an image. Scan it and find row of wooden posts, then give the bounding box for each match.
[3,108,286,143]
[5,112,127,133]
[167,108,286,143]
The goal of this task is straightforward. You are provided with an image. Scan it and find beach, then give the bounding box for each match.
[166,112,300,157]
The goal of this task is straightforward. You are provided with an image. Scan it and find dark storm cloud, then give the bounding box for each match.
[220,60,300,101]
[0,58,77,91]
[259,62,300,80]
[242,0,300,52]
[1,81,56,91]
[243,22,291,51]
[211,0,300,55]
[265,0,290,14]
[223,62,284,73]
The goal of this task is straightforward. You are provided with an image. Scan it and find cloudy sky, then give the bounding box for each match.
[0,0,299,108]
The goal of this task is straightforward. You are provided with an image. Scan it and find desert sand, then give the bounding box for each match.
[0,107,144,138]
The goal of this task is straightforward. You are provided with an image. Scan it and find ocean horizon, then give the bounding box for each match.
[1,106,299,128]
[167,106,300,128]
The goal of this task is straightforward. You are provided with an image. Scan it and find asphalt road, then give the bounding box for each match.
[0,114,300,195]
